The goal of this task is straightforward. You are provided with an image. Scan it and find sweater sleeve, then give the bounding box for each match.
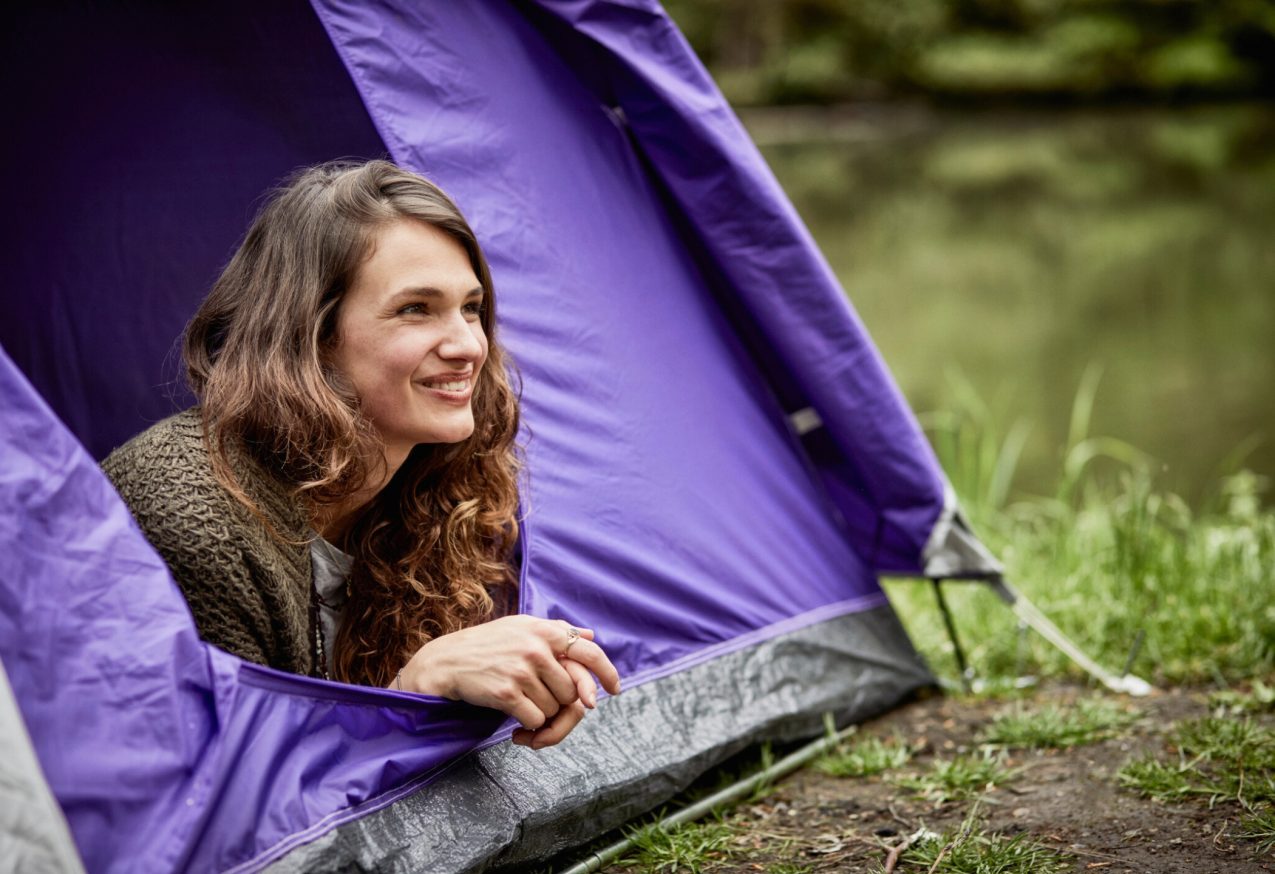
[101,416,286,669]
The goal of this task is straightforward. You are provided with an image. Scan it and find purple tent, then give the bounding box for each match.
[0,2,1004,871]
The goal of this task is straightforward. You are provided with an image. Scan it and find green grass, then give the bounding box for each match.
[980,698,1136,749]
[1238,807,1275,856]
[895,752,1018,804]
[1118,716,1275,808]
[619,817,736,873]
[815,733,913,778]
[890,822,1071,873]
[1174,717,1275,768]
[1116,755,1208,802]
[883,370,1275,688]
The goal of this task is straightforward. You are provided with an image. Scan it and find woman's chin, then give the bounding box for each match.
[422,418,476,446]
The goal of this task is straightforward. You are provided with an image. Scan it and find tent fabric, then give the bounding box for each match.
[0,1,976,871]
[320,0,949,578]
[0,0,388,460]
[311,0,912,682]
[0,345,930,873]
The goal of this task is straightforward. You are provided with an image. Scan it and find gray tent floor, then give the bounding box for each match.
[269,605,933,874]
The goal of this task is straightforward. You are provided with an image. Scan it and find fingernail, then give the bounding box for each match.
[586,691,597,708]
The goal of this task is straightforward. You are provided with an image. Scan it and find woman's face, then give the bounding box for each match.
[331,218,488,468]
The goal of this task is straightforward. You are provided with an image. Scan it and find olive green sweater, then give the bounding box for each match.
[102,410,317,676]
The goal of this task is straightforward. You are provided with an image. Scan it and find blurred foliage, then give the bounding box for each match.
[749,106,1275,506]
[662,0,1275,104]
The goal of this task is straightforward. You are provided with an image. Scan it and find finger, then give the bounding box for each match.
[518,675,562,724]
[543,620,594,651]
[530,700,587,749]
[562,638,622,696]
[511,728,533,747]
[506,694,550,731]
[532,649,580,706]
[560,656,598,709]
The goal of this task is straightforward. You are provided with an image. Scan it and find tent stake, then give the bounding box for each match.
[989,577,1153,696]
[931,579,973,693]
[555,720,859,874]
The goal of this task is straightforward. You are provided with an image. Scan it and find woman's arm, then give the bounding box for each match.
[396,615,621,749]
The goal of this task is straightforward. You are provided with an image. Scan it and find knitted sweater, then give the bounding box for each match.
[102,410,316,676]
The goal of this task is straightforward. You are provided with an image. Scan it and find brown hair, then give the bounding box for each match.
[185,160,521,686]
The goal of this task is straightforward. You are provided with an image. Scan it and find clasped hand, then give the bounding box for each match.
[396,615,621,749]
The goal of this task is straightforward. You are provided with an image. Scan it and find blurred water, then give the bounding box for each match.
[746,104,1275,506]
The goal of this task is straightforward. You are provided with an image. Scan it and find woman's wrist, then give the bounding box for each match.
[398,641,455,698]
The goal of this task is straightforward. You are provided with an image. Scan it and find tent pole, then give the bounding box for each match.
[930,579,973,693]
[555,720,860,874]
[989,577,1153,697]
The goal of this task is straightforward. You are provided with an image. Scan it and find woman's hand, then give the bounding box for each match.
[397,615,621,749]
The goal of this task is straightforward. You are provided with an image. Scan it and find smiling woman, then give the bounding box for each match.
[101,160,619,749]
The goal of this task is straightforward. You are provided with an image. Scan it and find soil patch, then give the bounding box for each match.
[599,684,1274,873]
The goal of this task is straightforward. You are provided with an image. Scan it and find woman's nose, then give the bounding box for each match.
[438,313,485,361]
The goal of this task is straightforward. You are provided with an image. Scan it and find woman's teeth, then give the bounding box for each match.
[429,380,468,392]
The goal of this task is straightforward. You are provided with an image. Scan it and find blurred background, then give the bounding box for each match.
[664,0,1275,510]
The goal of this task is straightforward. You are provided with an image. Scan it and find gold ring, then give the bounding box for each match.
[561,625,581,656]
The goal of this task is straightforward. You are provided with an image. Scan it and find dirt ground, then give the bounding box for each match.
[601,684,1274,873]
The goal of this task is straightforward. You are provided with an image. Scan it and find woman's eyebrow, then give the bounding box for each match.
[388,286,484,301]
[389,286,444,301]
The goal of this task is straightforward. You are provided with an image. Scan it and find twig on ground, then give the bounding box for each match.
[1213,818,1233,852]
[883,827,930,874]
[1064,846,1123,861]
[883,843,908,873]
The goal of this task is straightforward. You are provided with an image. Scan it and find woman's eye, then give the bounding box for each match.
[397,303,426,316]
[463,301,484,318]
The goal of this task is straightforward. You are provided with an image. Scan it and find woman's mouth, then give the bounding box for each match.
[416,375,473,400]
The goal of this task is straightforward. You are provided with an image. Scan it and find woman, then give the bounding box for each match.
[104,160,619,749]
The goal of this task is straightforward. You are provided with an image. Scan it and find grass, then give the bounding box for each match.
[890,818,1071,873]
[883,370,1275,688]
[619,817,735,873]
[815,733,913,778]
[1175,716,1275,767]
[895,752,1018,804]
[980,698,1136,749]
[1118,716,1275,809]
[1238,807,1275,856]
[1117,755,1208,802]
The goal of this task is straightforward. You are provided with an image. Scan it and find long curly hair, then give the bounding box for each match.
[184,160,521,686]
